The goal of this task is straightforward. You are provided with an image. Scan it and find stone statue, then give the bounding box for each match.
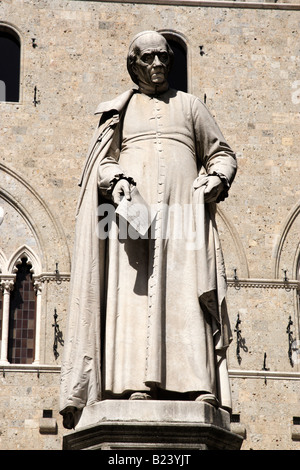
[60,31,237,429]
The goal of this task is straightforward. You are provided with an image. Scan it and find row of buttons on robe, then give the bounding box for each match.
[146,96,167,375]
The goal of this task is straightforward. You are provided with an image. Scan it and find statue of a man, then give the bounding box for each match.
[60,31,237,429]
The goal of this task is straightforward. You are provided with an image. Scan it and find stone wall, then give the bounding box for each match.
[0,0,299,450]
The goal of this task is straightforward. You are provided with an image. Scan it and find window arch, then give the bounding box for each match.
[0,247,42,366]
[0,25,21,102]
[161,31,188,93]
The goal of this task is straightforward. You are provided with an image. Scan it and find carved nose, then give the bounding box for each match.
[153,55,162,66]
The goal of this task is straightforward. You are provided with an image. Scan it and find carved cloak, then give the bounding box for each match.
[60,88,237,415]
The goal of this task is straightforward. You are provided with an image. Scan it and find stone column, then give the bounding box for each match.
[33,280,43,365]
[0,279,14,365]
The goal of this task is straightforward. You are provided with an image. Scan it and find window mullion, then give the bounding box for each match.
[0,278,15,365]
[32,280,42,365]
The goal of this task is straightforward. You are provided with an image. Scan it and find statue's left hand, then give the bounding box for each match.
[61,406,77,430]
[204,175,224,203]
[112,179,132,205]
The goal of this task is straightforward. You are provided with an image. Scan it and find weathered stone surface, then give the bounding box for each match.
[75,400,231,429]
[39,417,57,434]
[63,401,242,450]
[0,0,299,451]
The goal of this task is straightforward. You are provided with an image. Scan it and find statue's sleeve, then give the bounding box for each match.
[97,120,135,198]
[192,98,237,200]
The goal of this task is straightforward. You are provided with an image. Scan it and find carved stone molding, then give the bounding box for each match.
[0,364,61,374]
[227,277,299,291]
[0,277,15,292]
[273,200,300,279]
[0,163,71,272]
[33,273,70,284]
[0,206,4,225]
[12,256,34,274]
[33,280,43,294]
[90,0,300,12]
[229,369,300,381]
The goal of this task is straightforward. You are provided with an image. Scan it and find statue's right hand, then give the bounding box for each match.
[112,178,132,205]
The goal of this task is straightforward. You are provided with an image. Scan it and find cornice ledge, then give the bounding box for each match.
[33,272,70,283]
[90,0,300,11]
[229,369,300,380]
[227,277,299,290]
[0,364,61,373]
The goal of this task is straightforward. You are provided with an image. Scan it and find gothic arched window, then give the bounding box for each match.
[161,33,188,93]
[8,258,36,364]
[0,26,21,102]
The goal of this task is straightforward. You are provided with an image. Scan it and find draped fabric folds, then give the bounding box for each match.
[60,88,237,415]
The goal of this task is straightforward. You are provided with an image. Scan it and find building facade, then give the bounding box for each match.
[0,0,299,450]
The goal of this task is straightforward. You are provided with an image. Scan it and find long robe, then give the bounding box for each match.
[60,87,237,415]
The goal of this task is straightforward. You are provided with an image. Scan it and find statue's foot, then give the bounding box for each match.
[195,393,219,408]
[129,392,152,400]
[61,406,77,429]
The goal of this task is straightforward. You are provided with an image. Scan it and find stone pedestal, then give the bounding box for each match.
[63,400,243,450]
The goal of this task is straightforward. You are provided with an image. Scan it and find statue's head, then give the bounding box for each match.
[127,31,174,92]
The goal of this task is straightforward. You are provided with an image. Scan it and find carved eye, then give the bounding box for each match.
[141,53,154,64]
[159,52,169,63]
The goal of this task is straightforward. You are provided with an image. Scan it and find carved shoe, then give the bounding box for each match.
[195,393,219,407]
[129,392,152,400]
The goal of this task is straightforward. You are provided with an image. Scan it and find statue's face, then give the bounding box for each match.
[132,33,170,88]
